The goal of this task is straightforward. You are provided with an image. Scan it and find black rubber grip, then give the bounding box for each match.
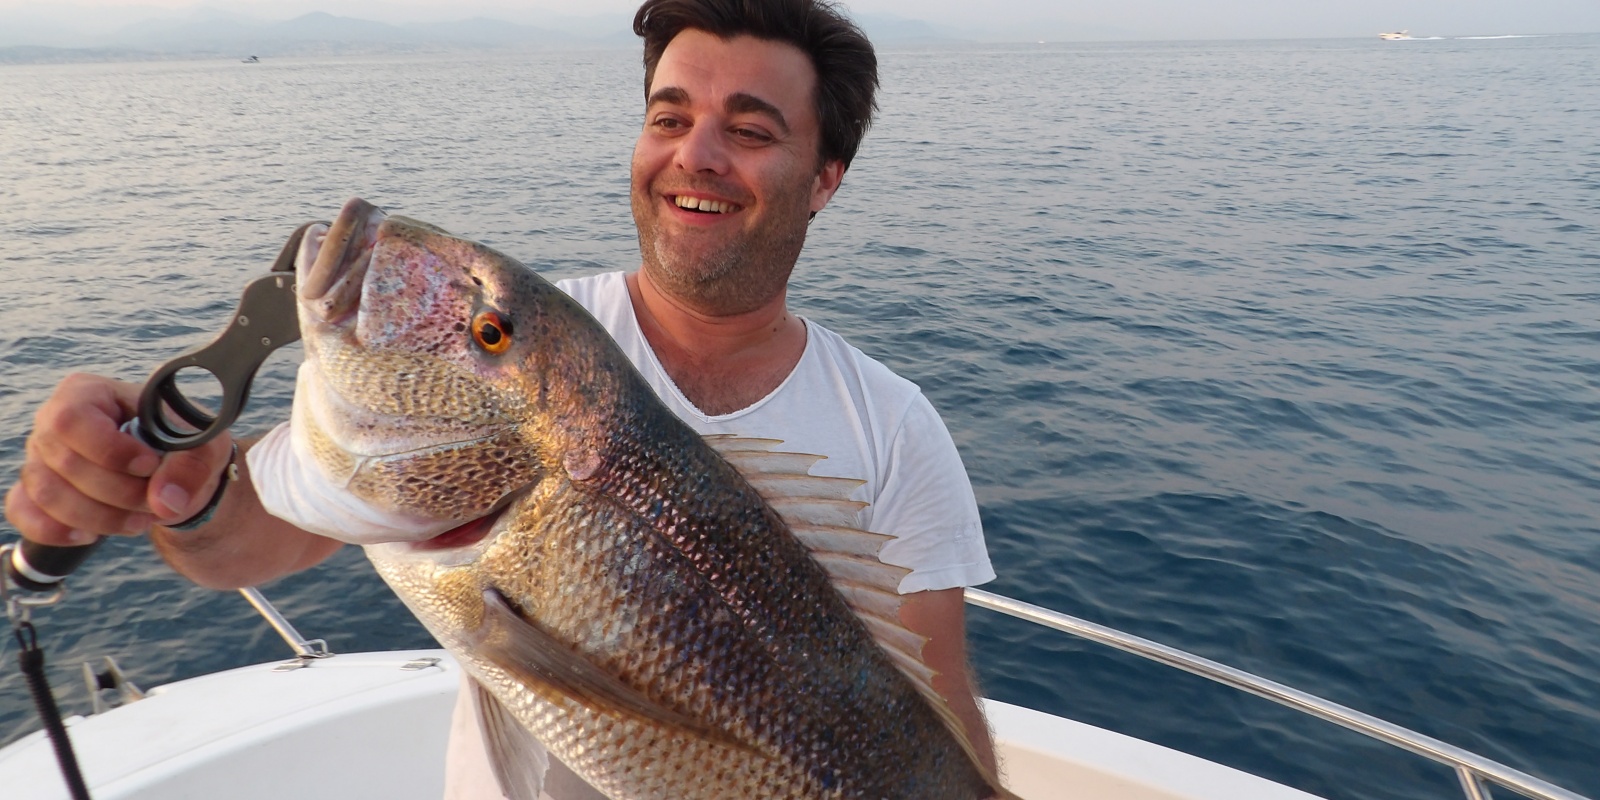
[8,538,105,592]
[5,418,152,591]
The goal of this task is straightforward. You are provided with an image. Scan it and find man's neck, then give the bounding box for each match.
[626,269,807,416]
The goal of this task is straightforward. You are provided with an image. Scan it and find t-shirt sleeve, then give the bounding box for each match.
[871,393,996,594]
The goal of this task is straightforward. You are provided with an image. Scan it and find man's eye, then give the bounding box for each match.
[652,117,685,131]
[731,127,772,143]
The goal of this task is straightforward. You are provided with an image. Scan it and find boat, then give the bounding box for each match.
[1379,31,1412,40]
[0,574,1588,800]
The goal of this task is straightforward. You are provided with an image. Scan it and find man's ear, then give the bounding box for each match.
[809,159,847,214]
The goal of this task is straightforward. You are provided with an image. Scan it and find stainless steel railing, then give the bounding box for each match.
[964,587,1589,800]
[236,586,332,667]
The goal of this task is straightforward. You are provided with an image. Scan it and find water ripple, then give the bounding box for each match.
[2,37,1597,800]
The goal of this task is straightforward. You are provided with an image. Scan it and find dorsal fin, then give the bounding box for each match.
[743,473,867,500]
[763,496,867,527]
[707,433,1022,798]
[720,450,828,476]
[702,435,964,722]
[703,434,784,453]
[790,524,893,558]
[809,551,909,593]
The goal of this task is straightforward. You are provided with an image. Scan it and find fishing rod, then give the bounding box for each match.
[1,222,318,799]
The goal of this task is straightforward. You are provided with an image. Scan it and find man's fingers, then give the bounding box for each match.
[6,481,70,542]
[5,373,168,542]
[6,482,107,546]
[17,459,154,536]
[41,374,162,476]
[148,437,234,523]
[27,433,151,513]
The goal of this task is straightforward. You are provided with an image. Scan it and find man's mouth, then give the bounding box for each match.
[672,194,740,214]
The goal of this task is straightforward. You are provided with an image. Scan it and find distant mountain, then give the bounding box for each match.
[100,10,579,55]
[0,6,1022,64]
[0,8,610,61]
[417,17,569,47]
[109,8,283,53]
[853,13,966,44]
[0,44,159,65]
[274,10,411,42]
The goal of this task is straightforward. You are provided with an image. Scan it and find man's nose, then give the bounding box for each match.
[674,122,731,174]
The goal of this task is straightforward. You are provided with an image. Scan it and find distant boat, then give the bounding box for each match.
[1379,30,1412,40]
[242,55,260,63]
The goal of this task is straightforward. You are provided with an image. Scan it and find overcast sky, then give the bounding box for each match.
[2,0,1597,41]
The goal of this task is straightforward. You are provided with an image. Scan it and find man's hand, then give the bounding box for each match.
[6,372,342,590]
[5,372,234,546]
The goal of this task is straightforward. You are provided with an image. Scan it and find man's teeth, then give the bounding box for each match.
[674,196,735,214]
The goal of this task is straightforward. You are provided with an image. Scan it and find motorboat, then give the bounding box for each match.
[1379,31,1412,40]
[0,577,1586,800]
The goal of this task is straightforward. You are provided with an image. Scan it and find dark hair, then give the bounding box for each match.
[634,0,879,169]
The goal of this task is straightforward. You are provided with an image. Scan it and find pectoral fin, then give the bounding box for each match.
[470,678,547,800]
[469,589,748,751]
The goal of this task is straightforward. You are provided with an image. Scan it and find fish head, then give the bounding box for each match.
[291,197,611,530]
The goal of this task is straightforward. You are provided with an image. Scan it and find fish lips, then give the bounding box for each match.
[297,197,386,325]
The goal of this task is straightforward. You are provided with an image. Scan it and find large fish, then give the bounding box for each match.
[286,197,1013,799]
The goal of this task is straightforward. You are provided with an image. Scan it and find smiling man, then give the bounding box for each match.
[622,27,837,416]
[542,0,1002,793]
[524,4,1000,792]
[4,0,999,797]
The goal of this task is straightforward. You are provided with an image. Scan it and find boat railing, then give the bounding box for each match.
[964,587,1590,800]
[236,586,332,668]
[211,580,1588,800]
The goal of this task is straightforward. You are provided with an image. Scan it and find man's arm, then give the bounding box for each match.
[6,373,341,590]
[148,437,344,590]
[899,586,998,777]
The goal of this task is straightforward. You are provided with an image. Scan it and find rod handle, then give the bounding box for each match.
[4,418,152,593]
[7,538,105,593]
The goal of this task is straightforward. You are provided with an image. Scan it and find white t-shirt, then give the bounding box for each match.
[445,272,995,799]
[557,270,995,593]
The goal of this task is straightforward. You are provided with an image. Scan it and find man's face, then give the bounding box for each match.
[631,29,845,315]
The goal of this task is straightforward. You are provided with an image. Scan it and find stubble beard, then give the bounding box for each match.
[633,180,814,317]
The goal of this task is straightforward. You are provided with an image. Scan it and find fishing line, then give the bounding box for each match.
[3,541,94,800]
[14,619,92,800]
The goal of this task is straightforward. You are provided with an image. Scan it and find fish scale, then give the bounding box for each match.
[303,198,1006,798]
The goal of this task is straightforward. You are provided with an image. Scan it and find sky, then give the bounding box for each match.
[1,0,1597,42]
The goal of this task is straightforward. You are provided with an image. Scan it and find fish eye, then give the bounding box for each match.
[471,310,513,354]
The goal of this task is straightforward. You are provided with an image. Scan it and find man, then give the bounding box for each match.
[5,0,998,796]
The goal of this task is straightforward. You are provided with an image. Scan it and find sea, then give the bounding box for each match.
[1,33,1596,800]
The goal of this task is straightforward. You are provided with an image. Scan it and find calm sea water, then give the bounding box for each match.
[2,34,1597,800]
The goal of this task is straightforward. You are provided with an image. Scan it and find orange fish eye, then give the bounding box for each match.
[471,310,513,354]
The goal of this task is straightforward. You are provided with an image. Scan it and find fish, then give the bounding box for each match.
[287,197,1014,799]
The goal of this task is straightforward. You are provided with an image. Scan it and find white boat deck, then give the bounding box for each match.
[0,649,1322,800]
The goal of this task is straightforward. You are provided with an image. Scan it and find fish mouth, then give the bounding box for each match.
[368,496,519,568]
[296,197,386,325]
[412,502,510,551]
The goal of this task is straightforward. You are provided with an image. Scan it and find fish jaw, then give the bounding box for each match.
[298,197,384,323]
[289,198,544,523]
